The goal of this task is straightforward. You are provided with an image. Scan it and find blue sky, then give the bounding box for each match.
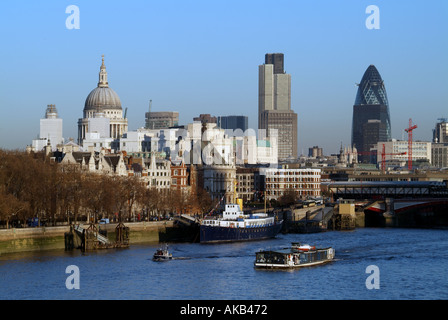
[0,0,447,154]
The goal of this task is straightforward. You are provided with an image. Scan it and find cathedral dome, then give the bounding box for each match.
[84,86,122,111]
[84,55,122,112]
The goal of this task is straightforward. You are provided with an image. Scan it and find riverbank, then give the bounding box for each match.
[0,221,174,255]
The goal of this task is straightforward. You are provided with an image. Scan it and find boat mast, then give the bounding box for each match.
[234,180,237,203]
[264,191,267,213]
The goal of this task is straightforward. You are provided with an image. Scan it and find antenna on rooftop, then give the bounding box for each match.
[149,100,154,129]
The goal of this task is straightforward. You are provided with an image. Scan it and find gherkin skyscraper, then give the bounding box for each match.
[352,65,391,163]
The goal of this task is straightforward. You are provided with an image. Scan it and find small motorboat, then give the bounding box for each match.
[153,244,173,261]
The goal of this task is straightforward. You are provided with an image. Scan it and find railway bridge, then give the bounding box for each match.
[323,181,448,227]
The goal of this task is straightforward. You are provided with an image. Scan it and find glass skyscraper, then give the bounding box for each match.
[352,65,391,163]
[217,115,248,132]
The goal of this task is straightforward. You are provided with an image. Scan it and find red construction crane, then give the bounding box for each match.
[357,144,406,173]
[405,118,418,171]
[379,143,406,173]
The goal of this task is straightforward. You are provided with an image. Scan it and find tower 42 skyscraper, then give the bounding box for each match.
[259,53,298,160]
[352,65,391,163]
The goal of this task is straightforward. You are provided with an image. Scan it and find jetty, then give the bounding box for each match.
[65,221,129,252]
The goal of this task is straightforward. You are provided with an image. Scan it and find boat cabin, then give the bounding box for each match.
[255,245,335,268]
[222,204,244,220]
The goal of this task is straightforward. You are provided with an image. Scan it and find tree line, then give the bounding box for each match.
[0,150,214,228]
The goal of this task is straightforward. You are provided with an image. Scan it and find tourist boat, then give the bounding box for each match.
[254,243,335,269]
[200,202,283,244]
[153,244,173,261]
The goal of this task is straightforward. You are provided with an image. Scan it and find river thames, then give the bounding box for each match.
[0,228,447,300]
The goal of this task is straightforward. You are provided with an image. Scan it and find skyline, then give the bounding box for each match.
[1,0,447,154]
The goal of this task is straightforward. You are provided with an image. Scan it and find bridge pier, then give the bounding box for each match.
[383,198,397,227]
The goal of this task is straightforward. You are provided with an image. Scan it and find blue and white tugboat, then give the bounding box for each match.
[254,242,335,269]
[200,201,283,244]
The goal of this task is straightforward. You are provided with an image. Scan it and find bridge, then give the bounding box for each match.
[363,198,448,227]
[322,181,448,228]
[323,181,448,200]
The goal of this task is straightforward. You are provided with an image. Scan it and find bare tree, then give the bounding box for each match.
[0,189,29,228]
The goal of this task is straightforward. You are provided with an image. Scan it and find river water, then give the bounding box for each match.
[0,228,447,300]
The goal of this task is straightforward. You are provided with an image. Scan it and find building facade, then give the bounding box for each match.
[432,143,448,168]
[145,111,179,130]
[264,168,321,200]
[170,160,188,190]
[259,110,297,160]
[217,115,248,132]
[142,154,171,189]
[193,114,217,124]
[203,164,237,203]
[308,146,323,158]
[352,65,391,163]
[236,167,256,203]
[433,119,448,144]
[376,140,432,167]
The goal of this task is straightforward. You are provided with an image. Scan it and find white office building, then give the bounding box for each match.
[32,104,63,151]
[376,140,431,166]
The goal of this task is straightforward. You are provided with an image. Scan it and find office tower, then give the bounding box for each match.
[78,56,128,144]
[193,114,217,124]
[265,53,284,75]
[260,111,297,160]
[145,111,179,129]
[308,146,323,158]
[259,53,297,160]
[217,115,248,132]
[433,118,448,143]
[352,65,391,163]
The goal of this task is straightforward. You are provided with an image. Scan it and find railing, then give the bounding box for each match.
[73,224,109,244]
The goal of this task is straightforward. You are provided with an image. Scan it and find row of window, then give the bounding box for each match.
[148,171,170,176]
[266,177,320,182]
[171,178,187,185]
[266,171,320,176]
[267,190,320,196]
[147,179,170,186]
[267,184,320,190]
[173,169,187,176]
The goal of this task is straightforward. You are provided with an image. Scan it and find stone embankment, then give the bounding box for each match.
[0,221,173,255]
